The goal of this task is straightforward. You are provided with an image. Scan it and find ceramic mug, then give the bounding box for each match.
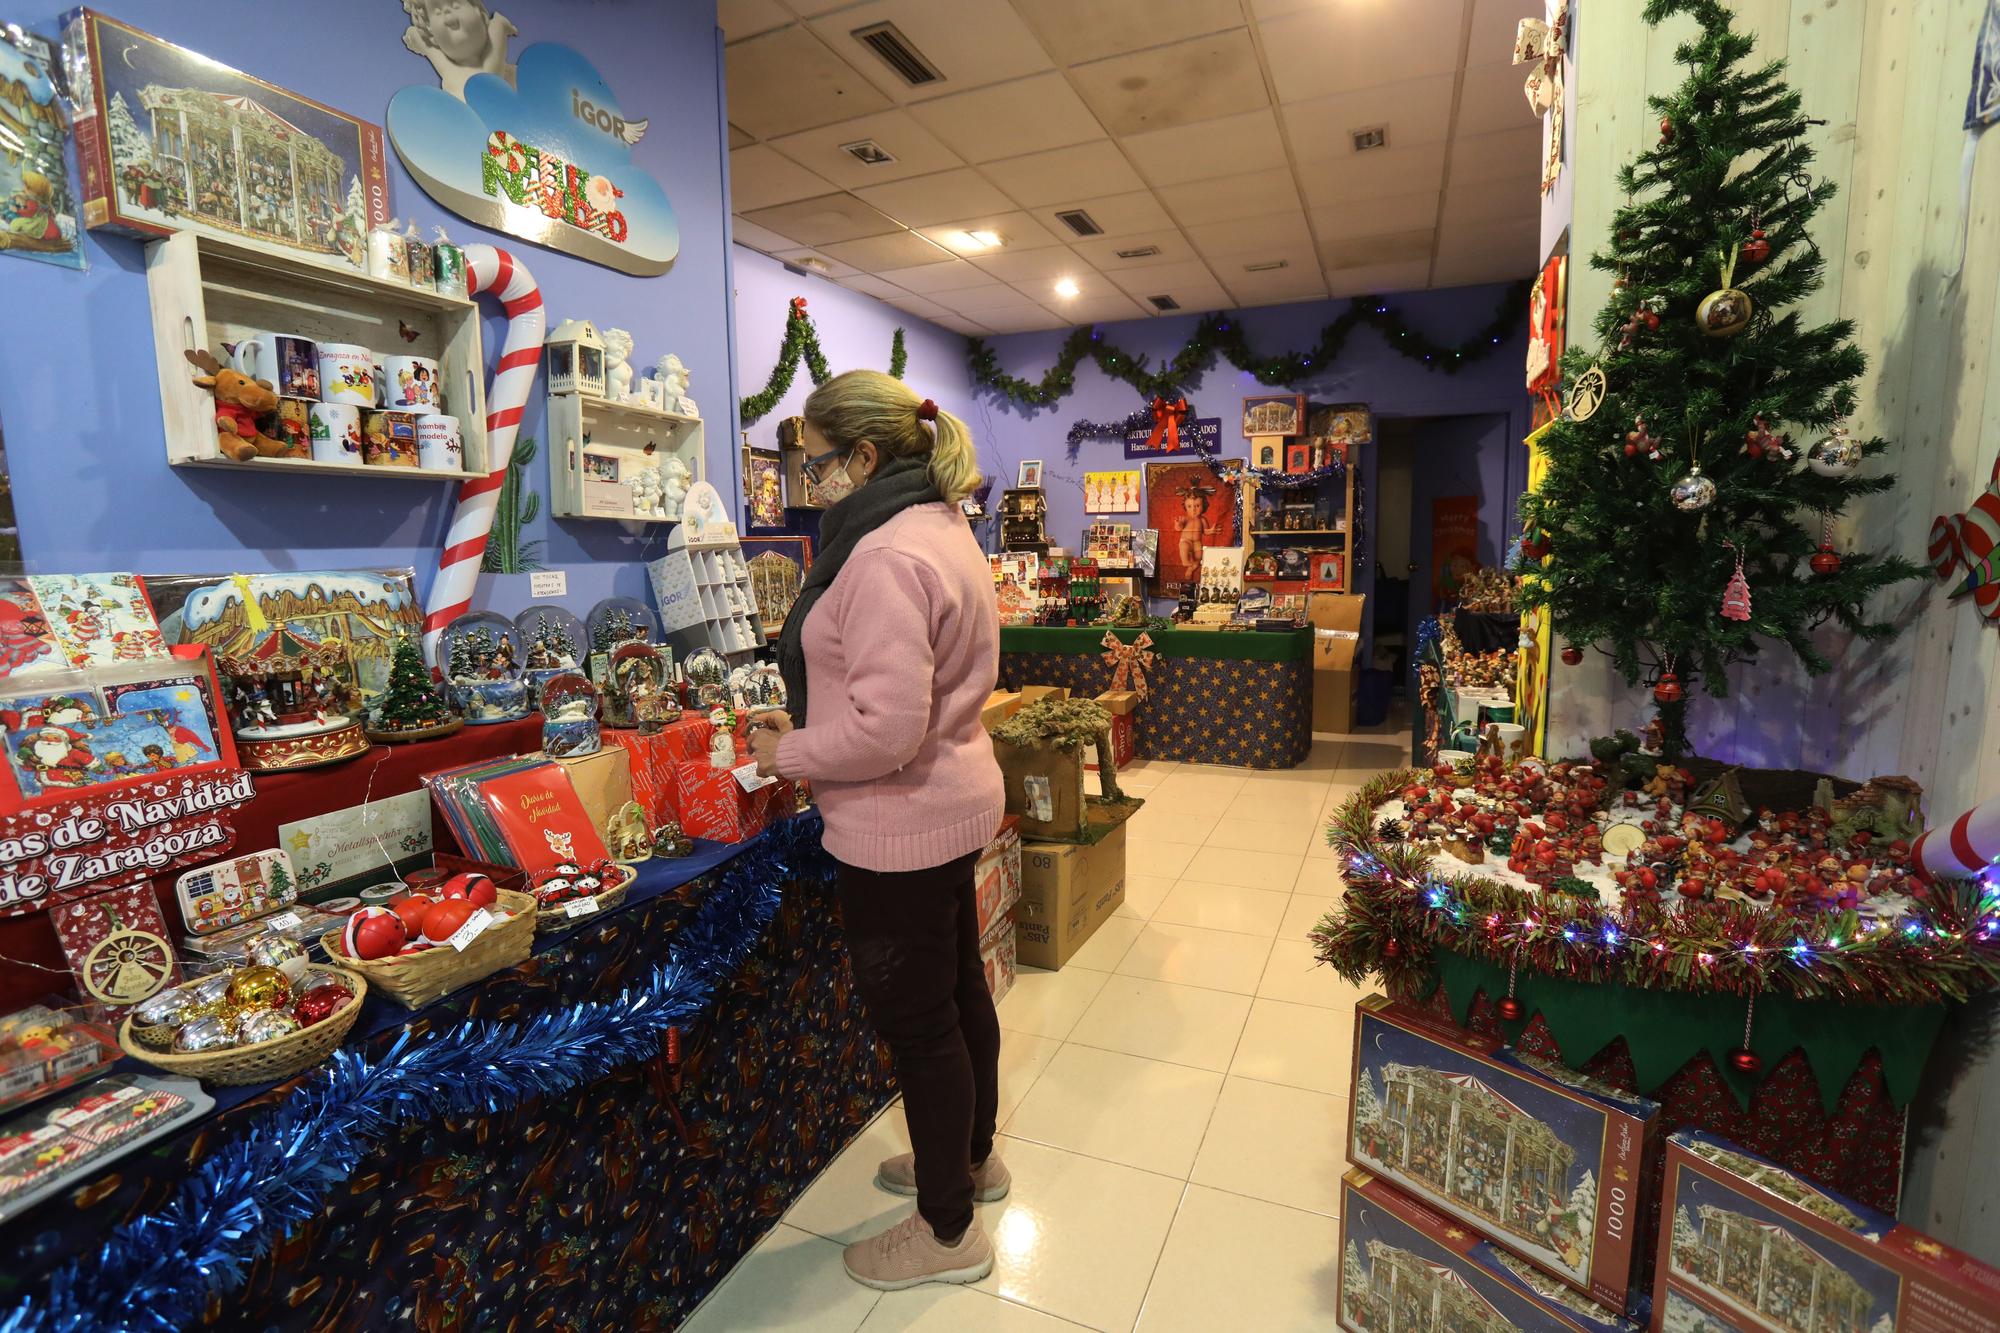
[232,331,319,399]
[272,397,312,459]
[362,410,419,467]
[376,354,441,414]
[416,414,463,472]
[317,343,375,406]
[308,402,362,463]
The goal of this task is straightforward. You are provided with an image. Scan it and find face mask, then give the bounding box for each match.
[814,454,862,506]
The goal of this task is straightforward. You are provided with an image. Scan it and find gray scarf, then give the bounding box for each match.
[777,455,940,724]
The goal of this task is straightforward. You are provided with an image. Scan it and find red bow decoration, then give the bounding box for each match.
[789,296,808,318]
[1100,631,1156,698]
[1146,397,1189,452]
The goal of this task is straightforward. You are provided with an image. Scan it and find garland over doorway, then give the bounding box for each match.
[739,297,909,425]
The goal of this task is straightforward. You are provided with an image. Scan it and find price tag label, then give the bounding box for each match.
[530,570,568,597]
[564,896,600,918]
[447,907,494,952]
[264,911,303,933]
[732,761,776,792]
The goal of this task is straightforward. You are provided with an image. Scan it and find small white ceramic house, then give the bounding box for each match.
[545,318,606,397]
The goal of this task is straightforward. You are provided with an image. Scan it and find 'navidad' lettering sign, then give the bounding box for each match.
[0,769,251,914]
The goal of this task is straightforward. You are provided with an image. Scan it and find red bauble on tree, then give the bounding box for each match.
[1520,530,1552,560]
[1811,542,1843,576]
[1741,228,1771,263]
[1561,645,1584,665]
[1727,1047,1763,1074]
[1381,936,1401,960]
[1654,671,1684,704]
[1659,115,1675,142]
[1496,995,1527,1022]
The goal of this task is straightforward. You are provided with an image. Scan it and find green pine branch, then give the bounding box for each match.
[740,305,911,426]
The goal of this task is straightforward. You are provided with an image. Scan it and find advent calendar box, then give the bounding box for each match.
[974,816,1022,939]
[1340,1171,1642,1333]
[1653,1130,2000,1333]
[1349,996,1660,1315]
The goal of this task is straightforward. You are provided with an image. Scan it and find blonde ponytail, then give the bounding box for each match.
[802,370,983,503]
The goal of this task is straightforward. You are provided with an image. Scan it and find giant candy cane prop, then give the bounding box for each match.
[422,246,545,665]
[1912,792,2000,881]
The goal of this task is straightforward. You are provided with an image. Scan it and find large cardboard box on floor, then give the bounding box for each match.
[993,737,1089,842]
[1309,592,1366,732]
[1015,806,1132,970]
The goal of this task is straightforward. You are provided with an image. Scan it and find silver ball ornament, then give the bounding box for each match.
[1806,429,1862,478]
[1670,469,1717,512]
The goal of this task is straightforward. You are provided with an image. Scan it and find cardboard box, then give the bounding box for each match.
[600,729,676,826]
[1340,1171,1642,1333]
[1309,592,1367,732]
[1015,814,1129,970]
[979,921,1017,1005]
[1015,685,1070,708]
[1350,997,1659,1315]
[667,760,790,843]
[1652,1130,2000,1333]
[994,737,1087,842]
[1084,690,1140,772]
[553,746,634,844]
[974,816,1023,939]
[982,689,1025,733]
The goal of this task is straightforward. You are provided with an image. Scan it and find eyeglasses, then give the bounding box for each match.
[803,447,852,483]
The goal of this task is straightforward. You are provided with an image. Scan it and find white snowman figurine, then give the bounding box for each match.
[659,455,691,520]
[603,328,636,403]
[629,465,665,518]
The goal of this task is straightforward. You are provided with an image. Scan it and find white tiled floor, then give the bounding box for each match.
[684,725,1404,1332]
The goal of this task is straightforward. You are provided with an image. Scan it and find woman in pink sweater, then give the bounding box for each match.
[747,370,1007,1291]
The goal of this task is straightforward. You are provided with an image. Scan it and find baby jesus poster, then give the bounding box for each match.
[1145,461,1240,597]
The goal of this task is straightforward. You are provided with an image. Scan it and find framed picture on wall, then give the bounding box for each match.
[1308,552,1344,590]
[1284,442,1313,475]
[1252,439,1282,470]
[740,537,813,631]
[742,447,785,529]
[1242,394,1306,437]
[1017,460,1044,488]
[1144,461,1240,597]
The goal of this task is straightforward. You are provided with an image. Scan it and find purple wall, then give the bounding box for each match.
[0,1,732,619]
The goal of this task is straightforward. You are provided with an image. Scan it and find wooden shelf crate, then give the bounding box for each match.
[546,392,705,522]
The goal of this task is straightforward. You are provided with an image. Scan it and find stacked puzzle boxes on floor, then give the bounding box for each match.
[1340,1171,1644,1333]
[1652,1129,2000,1333]
[974,816,1022,1004]
[1349,996,1661,1319]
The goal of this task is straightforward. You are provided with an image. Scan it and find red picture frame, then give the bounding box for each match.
[1284,442,1313,474]
[1308,552,1344,590]
[1144,461,1241,597]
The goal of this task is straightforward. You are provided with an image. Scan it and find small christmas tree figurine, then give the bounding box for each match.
[1517,0,1922,760]
[372,634,453,733]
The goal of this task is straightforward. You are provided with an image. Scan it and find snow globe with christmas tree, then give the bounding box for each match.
[540,673,601,758]
[682,647,729,708]
[584,597,657,685]
[438,612,530,724]
[365,633,462,743]
[513,603,585,704]
[603,642,671,730]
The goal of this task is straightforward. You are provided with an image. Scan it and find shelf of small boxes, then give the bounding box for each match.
[147,230,489,479]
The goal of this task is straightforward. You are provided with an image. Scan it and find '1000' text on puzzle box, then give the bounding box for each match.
[1653,1129,2000,1333]
[1349,996,1661,1315]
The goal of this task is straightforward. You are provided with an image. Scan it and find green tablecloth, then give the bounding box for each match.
[999,625,1312,662]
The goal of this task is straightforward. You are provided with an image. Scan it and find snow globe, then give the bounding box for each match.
[585,597,658,684]
[439,612,530,724]
[603,642,670,729]
[683,647,729,707]
[514,603,586,705]
[540,674,601,758]
[728,662,787,712]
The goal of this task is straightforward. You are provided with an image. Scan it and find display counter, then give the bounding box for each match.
[997,626,1313,769]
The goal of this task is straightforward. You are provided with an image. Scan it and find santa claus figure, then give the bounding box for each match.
[1,694,96,734]
[18,726,96,787]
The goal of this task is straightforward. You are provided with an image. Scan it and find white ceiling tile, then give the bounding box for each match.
[1442,180,1538,228]
[1284,75,1457,164]
[773,247,862,278]
[1061,294,1154,324]
[1127,279,1233,315]
[931,314,993,336]
[729,124,757,149]
[878,259,1005,293]
[786,0,870,13]
[725,26,895,139]
[937,285,1054,315]
[1028,191,1173,239]
[720,0,793,43]
[1261,0,1466,104]
[1323,259,1435,297]
[909,73,1108,163]
[1311,191,1440,242]
[731,216,806,251]
[980,141,1145,207]
[1106,259,1220,299]
[835,273,915,300]
[819,230,959,269]
[1123,108,1287,187]
[1430,246,1535,288]
[1184,212,1314,261]
[1298,142,1446,208]
[968,245,1095,283]
[741,192,902,246]
[730,144,839,212]
[978,309,1072,333]
[1011,0,1246,65]
[1008,269,1133,307]
[805,0,1054,102]
[1471,0,1549,66]
[1068,29,1268,137]
[1155,169,1302,225]
[885,293,957,320]
[1068,229,1202,270]
[768,109,966,188]
[1224,269,1331,307]
[853,167,1018,227]
[1248,0,1333,15]
[1318,229,1435,271]
[1445,125,1541,188]
[1434,215,1539,281]
[1458,62,1536,137]
[915,210,1065,256]
[1205,242,1320,283]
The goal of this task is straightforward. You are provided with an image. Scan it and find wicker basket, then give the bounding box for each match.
[319,889,538,1009]
[533,864,636,927]
[117,965,368,1087]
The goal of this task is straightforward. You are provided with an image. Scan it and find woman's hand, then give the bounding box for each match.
[748,725,785,777]
[746,709,794,736]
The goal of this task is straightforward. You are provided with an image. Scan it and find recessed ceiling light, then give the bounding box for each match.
[957,229,1004,251]
[797,255,832,273]
[1053,277,1080,299]
[1243,259,1289,272]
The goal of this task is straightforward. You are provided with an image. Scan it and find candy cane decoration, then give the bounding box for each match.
[1931,512,1966,582]
[1953,487,2000,621]
[422,245,544,665]
[1911,792,2000,881]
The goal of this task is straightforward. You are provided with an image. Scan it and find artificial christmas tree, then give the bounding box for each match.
[1518,0,1921,759]
[366,634,459,742]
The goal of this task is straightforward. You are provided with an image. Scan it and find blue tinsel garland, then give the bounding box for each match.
[0,816,835,1333]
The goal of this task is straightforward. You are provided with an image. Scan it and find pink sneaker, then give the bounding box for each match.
[875,1152,1012,1202]
[842,1210,994,1290]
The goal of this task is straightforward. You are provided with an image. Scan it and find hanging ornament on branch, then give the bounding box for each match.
[1561,645,1584,665]
[1696,244,1754,337]
[1672,468,1717,511]
[1654,667,1684,705]
[1806,421,1863,478]
[1811,513,1843,575]
[1618,297,1664,350]
[1720,542,1752,622]
[1624,414,1660,459]
[1741,207,1772,265]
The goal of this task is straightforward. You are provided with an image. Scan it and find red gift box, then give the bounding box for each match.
[601,729,682,826]
[649,716,715,764]
[668,760,789,844]
[974,817,1021,940]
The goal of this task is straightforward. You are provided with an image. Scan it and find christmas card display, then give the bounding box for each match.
[1350,997,1659,1313]
[0,576,60,677]
[1655,1130,2000,1333]
[49,883,180,1011]
[173,848,296,936]
[428,757,612,876]
[61,9,389,270]
[0,28,85,272]
[0,1002,119,1117]
[25,574,165,670]
[5,709,182,797]
[0,1073,211,1225]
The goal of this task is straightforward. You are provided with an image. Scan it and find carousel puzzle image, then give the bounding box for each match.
[1339,1181,1554,1333]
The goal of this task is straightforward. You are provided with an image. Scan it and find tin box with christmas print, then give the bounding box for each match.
[1350,996,1661,1314]
[1653,1130,2000,1333]
[1341,1170,1643,1333]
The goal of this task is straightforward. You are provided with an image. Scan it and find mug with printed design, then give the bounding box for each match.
[309,402,363,463]
[416,414,463,472]
[376,354,441,414]
[272,398,313,458]
[317,343,376,406]
[232,331,320,399]
[362,410,420,467]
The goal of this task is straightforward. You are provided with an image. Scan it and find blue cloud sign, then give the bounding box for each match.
[387,41,678,275]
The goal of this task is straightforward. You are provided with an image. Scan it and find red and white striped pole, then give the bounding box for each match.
[422,245,544,666]
[1912,793,2000,881]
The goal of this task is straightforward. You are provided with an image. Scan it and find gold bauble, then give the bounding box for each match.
[1695,287,1753,337]
[223,964,293,1018]
[181,973,234,1022]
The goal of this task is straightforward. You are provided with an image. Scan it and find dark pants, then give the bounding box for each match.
[836,850,1001,1242]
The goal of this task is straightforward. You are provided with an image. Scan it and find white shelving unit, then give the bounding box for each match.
[648,526,763,664]
[546,392,705,521]
[145,230,489,479]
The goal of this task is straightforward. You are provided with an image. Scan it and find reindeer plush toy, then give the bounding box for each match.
[186,349,291,461]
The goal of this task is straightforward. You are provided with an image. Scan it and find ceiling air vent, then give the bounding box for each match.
[853,21,943,87]
[1149,295,1181,311]
[1054,209,1103,237]
[1352,125,1388,152]
[1243,259,1289,272]
[1114,244,1162,260]
[840,139,897,166]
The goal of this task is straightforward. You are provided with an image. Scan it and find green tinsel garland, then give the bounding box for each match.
[740,298,910,425]
[967,283,1528,409]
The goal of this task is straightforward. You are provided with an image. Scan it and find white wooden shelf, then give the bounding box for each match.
[547,390,705,521]
[146,230,490,476]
